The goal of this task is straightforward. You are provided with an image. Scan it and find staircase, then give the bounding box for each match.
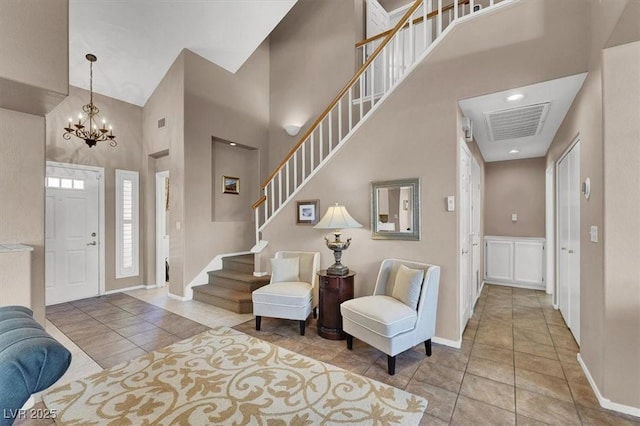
[252,0,507,242]
[191,254,270,314]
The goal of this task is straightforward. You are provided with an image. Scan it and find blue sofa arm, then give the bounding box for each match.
[0,306,71,426]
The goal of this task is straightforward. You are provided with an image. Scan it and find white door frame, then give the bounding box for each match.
[471,155,482,304]
[45,161,106,296]
[545,164,555,298]
[156,170,169,288]
[459,138,473,336]
[555,137,581,342]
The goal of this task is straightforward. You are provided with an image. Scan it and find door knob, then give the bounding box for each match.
[87,241,97,246]
[568,250,575,253]
[461,249,469,254]
[561,247,567,251]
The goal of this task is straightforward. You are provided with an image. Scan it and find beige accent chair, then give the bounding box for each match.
[252,251,321,336]
[340,259,440,375]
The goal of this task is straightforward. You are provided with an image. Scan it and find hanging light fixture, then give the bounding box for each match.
[63,53,117,148]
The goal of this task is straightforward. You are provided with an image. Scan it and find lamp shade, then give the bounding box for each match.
[314,204,362,230]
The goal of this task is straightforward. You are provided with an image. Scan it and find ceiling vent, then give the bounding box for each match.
[484,102,550,142]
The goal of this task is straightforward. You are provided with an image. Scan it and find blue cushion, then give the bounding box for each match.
[0,307,71,425]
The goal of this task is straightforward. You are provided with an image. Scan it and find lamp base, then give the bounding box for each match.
[327,263,350,276]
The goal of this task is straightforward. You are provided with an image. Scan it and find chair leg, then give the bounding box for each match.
[346,334,353,350]
[255,316,261,331]
[424,339,432,357]
[387,355,396,375]
[312,307,317,319]
[299,320,306,336]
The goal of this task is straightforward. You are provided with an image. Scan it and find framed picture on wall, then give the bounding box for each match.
[222,176,240,195]
[296,200,319,225]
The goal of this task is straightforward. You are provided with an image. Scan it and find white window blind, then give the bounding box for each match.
[116,169,139,278]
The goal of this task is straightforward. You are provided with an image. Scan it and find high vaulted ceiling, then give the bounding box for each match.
[69,0,297,107]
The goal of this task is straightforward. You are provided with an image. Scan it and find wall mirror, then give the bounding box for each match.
[371,178,420,240]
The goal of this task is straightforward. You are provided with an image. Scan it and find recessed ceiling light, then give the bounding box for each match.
[229,142,237,146]
[509,149,519,154]
[506,93,524,102]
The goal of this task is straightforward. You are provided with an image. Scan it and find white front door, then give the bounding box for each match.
[45,165,101,305]
[557,140,580,344]
[459,140,473,331]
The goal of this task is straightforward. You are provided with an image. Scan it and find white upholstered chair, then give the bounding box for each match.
[340,259,440,375]
[252,251,321,336]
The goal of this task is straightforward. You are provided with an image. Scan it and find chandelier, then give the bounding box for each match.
[63,53,117,148]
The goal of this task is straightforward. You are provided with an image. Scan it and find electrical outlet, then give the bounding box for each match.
[590,226,598,242]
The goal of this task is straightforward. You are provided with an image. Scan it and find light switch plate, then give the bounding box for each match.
[446,196,455,212]
[590,226,598,242]
[511,213,518,222]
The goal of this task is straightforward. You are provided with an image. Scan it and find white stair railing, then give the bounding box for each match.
[253,0,502,244]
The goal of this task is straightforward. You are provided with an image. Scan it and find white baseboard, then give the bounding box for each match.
[577,353,640,417]
[167,292,191,302]
[432,336,462,349]
[104,285,144,295]
[253,271,268,277]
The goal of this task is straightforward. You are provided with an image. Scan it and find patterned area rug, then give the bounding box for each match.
[43,326,427,425]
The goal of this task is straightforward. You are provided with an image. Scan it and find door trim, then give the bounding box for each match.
[545,163,555,296]
[458,138,473,337]
[46,161,105,296]
[156,170,169,288]
[554,136,580,309]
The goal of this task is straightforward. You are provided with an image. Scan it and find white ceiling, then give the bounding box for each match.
[458,73,587,162]
[69,0,297,106]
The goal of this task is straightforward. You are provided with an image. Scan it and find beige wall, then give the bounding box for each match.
[182,46,270,292]
[260,0,589,342]
[0,0,68,324]
[143,53,185,290]
[46,86,145,292]
[602,40,640,408]
[267,0,363,175]
[544,0,640,410]
[484,158,546,238]
[0,109,46,323]
[0,0,68,116]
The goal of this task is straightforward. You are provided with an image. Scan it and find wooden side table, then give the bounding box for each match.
[317,270,355,340]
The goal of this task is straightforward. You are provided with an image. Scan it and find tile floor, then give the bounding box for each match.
[16,284,640,425]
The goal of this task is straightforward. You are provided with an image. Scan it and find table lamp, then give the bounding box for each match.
[314,203,362,276]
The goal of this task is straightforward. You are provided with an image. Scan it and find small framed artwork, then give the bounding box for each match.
[222,176,240,195]
[296,200,320,225]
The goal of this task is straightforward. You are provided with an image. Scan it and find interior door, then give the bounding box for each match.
[567,142,581,344]
[471,156,481,300]
[459,140,473,330]
[557,141,580,344]
[45,165,100,305]
[365,0,389,97]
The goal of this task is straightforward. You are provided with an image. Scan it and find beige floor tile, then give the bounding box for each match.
[516,388,581,425]
[513,328,554,346]
[459,373,515,411]
[467,356,515,385]
[451,395,515,425]
[404,381,458,422]
[576,405,640,425]
[567,376,600,409]
[412,361,464,393]
[516,414,551,425]
[471,342,514,365]
[475,328,514,349]
[515,352,565,378]
[423,346,470,371]
[419,413,450,425]
[514,340,558,360]
[515,368,573,403]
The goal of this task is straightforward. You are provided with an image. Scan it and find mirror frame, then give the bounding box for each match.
[370,178,421,240]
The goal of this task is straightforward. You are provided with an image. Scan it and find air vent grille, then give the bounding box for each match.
[485,102,550,141]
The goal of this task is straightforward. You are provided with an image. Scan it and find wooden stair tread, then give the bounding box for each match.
[208,269,270,283]
[224,254,254,265]
[192,284,252,301]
